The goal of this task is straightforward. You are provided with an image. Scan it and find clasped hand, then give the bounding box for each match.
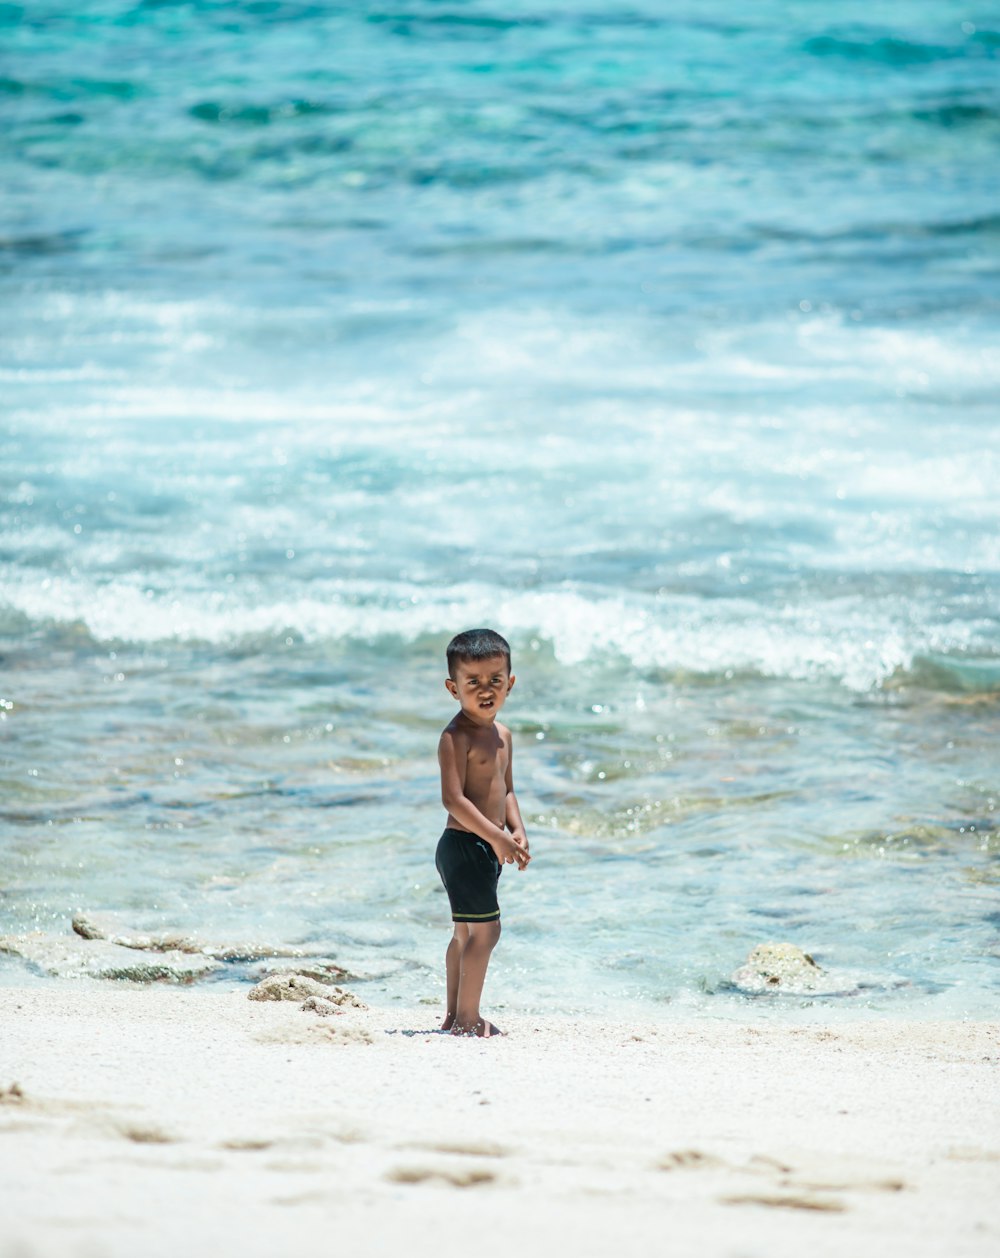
[494,833,531,870]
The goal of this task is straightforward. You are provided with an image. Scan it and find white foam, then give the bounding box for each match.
[800,320,1000,387]
[1,569,988,692]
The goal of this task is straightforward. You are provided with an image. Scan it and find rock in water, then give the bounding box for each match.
[248,971,367,1008]
[0,933,222,983]
[730,942,858,996]
[249,958,356,983]
[70,914,107,941]
[71,914,196,953]
[71,912,323,962]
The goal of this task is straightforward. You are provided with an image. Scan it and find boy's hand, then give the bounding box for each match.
[493,833,530,871]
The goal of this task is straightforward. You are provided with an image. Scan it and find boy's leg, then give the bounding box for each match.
[453,919,502,1037]
[441,922,469,1031]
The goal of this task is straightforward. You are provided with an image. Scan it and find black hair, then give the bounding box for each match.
[446,628,511,679]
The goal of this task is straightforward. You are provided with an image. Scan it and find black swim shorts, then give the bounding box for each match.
[435,827,501,923]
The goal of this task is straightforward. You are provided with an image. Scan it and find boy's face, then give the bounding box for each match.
[446,654,514,724]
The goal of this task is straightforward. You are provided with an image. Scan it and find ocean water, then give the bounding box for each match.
[1,1,998,1018]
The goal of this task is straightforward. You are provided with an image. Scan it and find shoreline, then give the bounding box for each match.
[1,985,998,1257]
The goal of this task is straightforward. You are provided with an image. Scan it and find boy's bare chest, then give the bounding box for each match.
[465,733,507,779]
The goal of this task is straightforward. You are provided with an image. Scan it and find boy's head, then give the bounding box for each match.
[445,628,514,722]
[446,628,511,680]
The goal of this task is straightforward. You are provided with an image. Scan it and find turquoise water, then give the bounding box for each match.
[2,1,998,1017]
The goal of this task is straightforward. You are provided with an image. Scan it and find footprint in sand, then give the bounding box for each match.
[253,1021,374,1046]
[746,1151,905,1194]
[115,1122,178,1145]
[0,1084,101,1118]
[2,1084,178,1149]
[386,1165,499,1188]
[403,1139,509,1159]
[657,1149,725,1171]
[946,1147,1000,1163]
[721,1192,847,1213]
[271,1191,329,1207]
[221,1131,358,1154]
[310,1022,374,1045]
[657,1145,906,1210]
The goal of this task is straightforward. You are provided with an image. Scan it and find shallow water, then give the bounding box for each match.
[2,1,998,1017]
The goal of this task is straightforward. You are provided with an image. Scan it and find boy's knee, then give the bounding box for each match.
[464,920,500,946]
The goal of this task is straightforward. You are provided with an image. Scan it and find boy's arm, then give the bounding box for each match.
[503,730,529,853]
[438,729,529,868]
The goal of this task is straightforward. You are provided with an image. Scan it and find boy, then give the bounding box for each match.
[436,628,530,1037]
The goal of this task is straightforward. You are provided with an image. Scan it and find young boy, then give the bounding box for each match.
[436,628,530,1037]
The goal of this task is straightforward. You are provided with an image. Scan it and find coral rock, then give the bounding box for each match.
[0,933,222,983]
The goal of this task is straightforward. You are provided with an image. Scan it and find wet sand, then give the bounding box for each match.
[1,985,998,1258]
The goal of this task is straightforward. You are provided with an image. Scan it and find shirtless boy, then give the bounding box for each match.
[436,628,530,1037]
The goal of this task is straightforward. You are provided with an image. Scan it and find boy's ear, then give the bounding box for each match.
[445,677,459,700]
[507,673,515,693]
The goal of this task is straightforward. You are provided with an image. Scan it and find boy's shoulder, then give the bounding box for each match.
[440,713,476,746]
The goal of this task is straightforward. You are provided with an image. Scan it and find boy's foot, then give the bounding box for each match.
[450,1018,503,1038]
[440,1012,456,1031]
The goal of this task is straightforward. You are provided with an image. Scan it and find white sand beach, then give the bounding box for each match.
[1,985,998,1258]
